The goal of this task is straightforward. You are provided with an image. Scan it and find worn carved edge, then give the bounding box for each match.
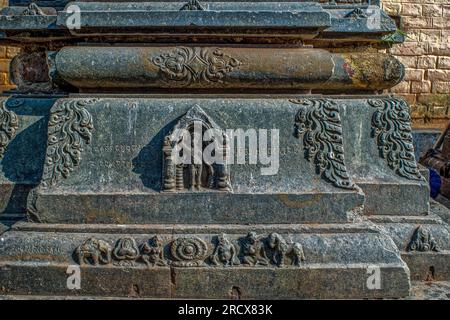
[407,225,440,253]
[0,97,19,160]
[291,98,355,190]
[368,98,423,181]
[75,232,306,268]
[41,98,100,188]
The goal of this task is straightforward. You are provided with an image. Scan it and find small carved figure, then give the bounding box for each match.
[209,233,239,267]
[140,235,167,267]
[408,226,439,252]
[291,242,306,266]
[76,237,111,266]
[267,233,306,267]
[267,233,290,267]
[113,237,140,266]
[241,232,268,266]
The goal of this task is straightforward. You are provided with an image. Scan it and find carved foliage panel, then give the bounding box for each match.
[42,98,99,187]
[0,98,19,159]
[292,98,354,189]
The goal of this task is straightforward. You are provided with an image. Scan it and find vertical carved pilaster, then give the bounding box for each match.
[0,98,19,159]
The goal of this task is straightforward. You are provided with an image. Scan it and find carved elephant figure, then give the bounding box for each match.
[76,237,112,266]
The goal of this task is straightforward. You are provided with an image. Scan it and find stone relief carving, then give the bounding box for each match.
[267,232,305,267]
[113,237,140,266]
[162,105,231,192]
[76,238,112,266]
[74,233,306,267]
[170,236,208,267]
[368,98,422,181]
[22,3,46,16]
[0,98,19,159]
[152,47,241,85]
[292,98,355,189]
[344,8,367,19]
[240,232,269,266]
[408,226,439,252]
[180,0,205,11]
[42,99,99,187]
[209,233,240,267]
[383,56,405,83]
[140,235,167,267]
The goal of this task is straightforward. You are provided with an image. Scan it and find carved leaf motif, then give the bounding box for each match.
[42,98,99,187]
[0,98,19,159]
[152,47,241,86]
[368,98,422,180]
[292,99,354,189]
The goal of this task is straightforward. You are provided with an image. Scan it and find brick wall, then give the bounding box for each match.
[0,0,18,92]
[383,0,450,129]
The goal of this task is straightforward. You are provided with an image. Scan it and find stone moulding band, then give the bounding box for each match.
[368,98,423,181]
[292,98,355,190]
[0,97,19,159]
[45,47,404,92]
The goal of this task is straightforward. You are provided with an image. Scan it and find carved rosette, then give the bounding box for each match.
[152,47,241,86]
[170,236,208,267]
[0,98,19,159]
[292,99,354,189]
[42,98,99,187]
[368,98,422,180]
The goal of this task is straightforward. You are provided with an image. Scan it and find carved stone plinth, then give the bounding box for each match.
[0,0,449,299]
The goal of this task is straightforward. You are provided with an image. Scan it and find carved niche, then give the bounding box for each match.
[0,98,19,159]
[162,105,231,192]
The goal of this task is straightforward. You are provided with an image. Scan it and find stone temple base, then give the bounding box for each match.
[0,222,410,299]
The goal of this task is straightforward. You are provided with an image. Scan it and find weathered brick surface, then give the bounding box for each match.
[384,0,450,129]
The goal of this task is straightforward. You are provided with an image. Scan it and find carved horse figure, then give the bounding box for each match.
[76,237,112,266]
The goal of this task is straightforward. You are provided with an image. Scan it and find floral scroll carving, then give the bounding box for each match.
[0,98,19,159]
[42,99,99,187]
[152,47,241,86]
[292,98,354,189]
[368,98,422,181]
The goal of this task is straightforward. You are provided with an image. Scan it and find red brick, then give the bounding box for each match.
[404,69,424,81]
[398,55,417,68]
[428,69,450,81]
[401,4,422,16]
[411,81,432,93]
[422,4,443,17]
[417,56,437,69]
[390,81,411,94]
[432,82,450,93]
[390,42,428,56]
[438,57,450,69]
[0,59,10,73]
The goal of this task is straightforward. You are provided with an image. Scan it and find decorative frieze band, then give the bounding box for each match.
[75,233,306,268]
